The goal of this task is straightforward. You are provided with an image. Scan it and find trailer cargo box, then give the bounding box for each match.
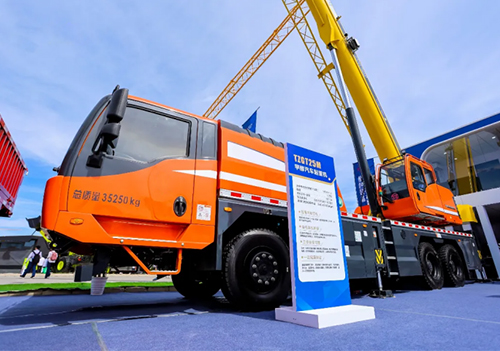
[0,115,27,217]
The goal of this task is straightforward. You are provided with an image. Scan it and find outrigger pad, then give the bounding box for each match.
[369,290,394,298]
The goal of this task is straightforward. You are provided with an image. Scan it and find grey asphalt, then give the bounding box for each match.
[0,282,499,351]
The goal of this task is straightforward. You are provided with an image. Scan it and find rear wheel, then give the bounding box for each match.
[221,228,290,311]
[439,245,465,287]
[418,242,444,290]
[172,266,221,299]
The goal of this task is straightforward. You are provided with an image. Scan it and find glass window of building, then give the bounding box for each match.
[422,122,500,196]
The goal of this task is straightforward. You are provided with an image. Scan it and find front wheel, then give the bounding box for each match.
[418,242,444,290]
[221,228,290,311]
[439,245,465,287]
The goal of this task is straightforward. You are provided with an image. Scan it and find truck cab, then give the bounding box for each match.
[377,155,461,226]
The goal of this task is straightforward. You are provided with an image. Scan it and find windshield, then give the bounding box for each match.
[112,107,190,163]
[379,160,410,201]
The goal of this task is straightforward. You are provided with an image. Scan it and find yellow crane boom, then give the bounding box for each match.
[305,0,400,162]
[305,0,476,224]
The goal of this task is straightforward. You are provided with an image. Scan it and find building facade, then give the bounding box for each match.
[403,112,500,279]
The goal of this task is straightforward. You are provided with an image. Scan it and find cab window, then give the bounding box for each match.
[410,163,427,191]
[424,168,435,185]
[113,108,190,163]
[379,160,410,200]
[200,122,216,159]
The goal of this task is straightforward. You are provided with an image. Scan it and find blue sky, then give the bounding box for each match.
[1,1,500,235]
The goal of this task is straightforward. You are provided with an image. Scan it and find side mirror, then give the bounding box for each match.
[87,87,129,168]
[101,123,121,148]
[107,89,128,123]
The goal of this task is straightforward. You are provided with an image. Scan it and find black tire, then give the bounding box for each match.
[221,228,290,311]
[55,257,70,273]
[418,242,444,290]
[439,245,466,287]
[172,266,221,299]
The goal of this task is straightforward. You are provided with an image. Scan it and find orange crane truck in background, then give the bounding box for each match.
[42,86,483,310]
[302,0,468,228]
[0,114,28,217]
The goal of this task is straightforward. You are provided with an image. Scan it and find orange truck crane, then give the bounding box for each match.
[42,87,482,309]
[40,3,484,309]
[303,0,464,227]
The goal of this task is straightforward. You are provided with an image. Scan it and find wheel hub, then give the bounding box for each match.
[425,252,440,278]
[249,251,279,290]
[450,253,463,278]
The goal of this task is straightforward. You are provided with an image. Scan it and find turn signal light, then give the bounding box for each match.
[224,207,233,212]
[414,233,418,237]
[70,218,84,225]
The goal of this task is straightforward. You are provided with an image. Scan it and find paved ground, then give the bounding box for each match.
[0,273,171,285]
[0,281,499,351]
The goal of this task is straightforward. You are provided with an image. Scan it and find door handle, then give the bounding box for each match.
[173,196,187,217]
[417,192,420,201]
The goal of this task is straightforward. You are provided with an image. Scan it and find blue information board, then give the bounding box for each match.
[285,143,351,312]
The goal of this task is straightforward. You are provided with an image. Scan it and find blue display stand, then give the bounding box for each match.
[275,143,375,328]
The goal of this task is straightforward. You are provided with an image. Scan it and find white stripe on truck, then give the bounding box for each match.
[227,141,285,172]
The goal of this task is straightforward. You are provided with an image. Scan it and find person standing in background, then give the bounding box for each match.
[20,245,42,278]
[45,249,58,278]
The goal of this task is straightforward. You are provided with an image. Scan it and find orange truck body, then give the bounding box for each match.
[0,115,27,217]
[41,89,482,309]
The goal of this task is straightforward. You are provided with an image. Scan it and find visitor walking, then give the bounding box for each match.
[45,249,58,278]
[20,245,42,278]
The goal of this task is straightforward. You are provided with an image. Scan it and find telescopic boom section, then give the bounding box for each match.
[305,0,401,162]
